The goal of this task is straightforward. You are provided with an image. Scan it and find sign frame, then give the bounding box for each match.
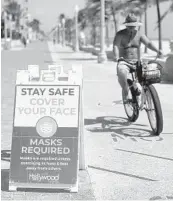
[9,84,81,192]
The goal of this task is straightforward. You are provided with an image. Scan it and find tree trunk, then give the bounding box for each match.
[156,0,162,50]
[111,6,118,34]
[93,24,96,46]
[106,21,109,47]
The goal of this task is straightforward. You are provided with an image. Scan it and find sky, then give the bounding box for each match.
[2,0,173,39]
[27,0,86,33]
[26,0,172,38]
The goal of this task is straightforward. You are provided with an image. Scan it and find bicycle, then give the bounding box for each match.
[118,56,164,136]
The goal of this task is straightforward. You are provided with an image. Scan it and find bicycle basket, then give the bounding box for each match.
[142,63,161,83]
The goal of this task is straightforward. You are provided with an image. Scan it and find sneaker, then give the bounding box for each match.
[123,91,131,104]
[136,94,142,108]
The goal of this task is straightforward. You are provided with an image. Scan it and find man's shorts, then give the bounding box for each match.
[117,61,131,80]
[117,60,137,79]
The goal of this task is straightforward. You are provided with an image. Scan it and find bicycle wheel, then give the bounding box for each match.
[145,84,163,135]
[122,80,139,122]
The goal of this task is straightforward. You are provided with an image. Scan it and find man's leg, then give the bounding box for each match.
[117,62,130,98]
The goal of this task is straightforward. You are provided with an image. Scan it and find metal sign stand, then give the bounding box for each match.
[9,64,87,192]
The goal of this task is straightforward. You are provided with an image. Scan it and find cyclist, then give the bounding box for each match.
[113,13,163,101]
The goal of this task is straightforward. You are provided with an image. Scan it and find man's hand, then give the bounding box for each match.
[113,45,119,62]
[113,55,118,62]
[158,49,164,58]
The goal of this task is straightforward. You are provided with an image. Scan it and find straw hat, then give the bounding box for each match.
[123,13,142,26]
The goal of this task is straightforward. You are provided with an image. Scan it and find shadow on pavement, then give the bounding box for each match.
[45,51,74,54]
[44,60,56,64]
[1,169,9,191]
[61,58,97,61]
[111,128,164,143]
[88,165,157,181]
[149,196,173,200]
[1,150,11,191]
[56,52,75,54]
[1,150,11,162]
[85,116,147,130]
[84,116,166,142]
[160,81,173,85]
[18,188,71,193]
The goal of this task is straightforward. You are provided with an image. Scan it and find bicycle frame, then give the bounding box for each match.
[129,71,145,110]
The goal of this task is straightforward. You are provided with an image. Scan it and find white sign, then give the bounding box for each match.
[28,65,40,80]
[14,85,80,127]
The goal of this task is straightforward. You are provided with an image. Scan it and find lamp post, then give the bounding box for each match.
[62,18,65,46]
[98,0,107,63]
[4,12,8,45]
[9,14,12,48]
[55,26,57,44]
[27,13,31,42]
[58,23,61,44]
[144,2,148,53]
[74,5,79,52]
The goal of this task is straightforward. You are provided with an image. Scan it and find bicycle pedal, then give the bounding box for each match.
[123,99,132,104]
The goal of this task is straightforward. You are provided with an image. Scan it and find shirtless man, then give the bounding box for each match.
[113,13,162,100]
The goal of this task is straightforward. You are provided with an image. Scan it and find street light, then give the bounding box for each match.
[74,5,79,52]
[62,18,65,46]
[97,0,107,63]
[4,12,7,43]
[9,14,12,48]
[58,23,61,44]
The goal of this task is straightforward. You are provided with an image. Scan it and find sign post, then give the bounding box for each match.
[9,65,85,192]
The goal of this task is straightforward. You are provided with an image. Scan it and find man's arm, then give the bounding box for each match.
[113,32,121,60]
[140,34,162,55]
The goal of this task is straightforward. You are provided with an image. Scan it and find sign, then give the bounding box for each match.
[28,65,40,81]
[9,85,80,190]
[48,64,63,73]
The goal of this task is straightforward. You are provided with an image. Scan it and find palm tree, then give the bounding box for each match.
[77,5,98,46]
[28,19,41,32]
[78,8,87,30]
[78,1,114,46]
[155,0,162,50]
[3,1,21,30]
[65,18,73,44]
[129,0,172,51]
[159,0,173,22]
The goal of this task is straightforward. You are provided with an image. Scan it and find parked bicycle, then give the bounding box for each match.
[118,55,164,136]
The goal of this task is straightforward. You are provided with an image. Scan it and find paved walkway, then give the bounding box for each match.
[1,41,173,200]
[48,42,173,200]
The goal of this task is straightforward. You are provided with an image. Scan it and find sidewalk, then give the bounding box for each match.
[1,41,173,200]
[1,39,24,51]
[48,42,173,200]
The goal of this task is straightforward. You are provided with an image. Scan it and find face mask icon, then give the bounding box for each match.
[36,117,58,138]
[40,123,53,134]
